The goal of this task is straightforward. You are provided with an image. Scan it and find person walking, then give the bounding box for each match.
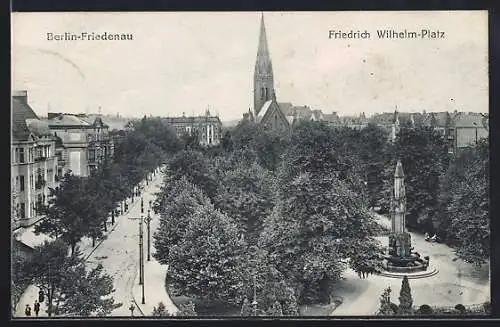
[34,300,40,317]
[25,304,31,317]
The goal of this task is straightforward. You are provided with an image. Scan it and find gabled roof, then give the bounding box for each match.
[322,113,340,123]
[258,99,290,130]
[257,100,274,119]
[12,98,40,141]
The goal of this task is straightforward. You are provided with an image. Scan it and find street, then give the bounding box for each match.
[85,169,168,316]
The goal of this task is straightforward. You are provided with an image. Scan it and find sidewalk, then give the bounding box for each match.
[132,171,178,317]
[12,172,157,318]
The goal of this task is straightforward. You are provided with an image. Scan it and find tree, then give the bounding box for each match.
[177,301,197,316]
[440,139,489,265]
[267,301,283,316]
[221,130,233,152]
[213,162,275,243]
[417,304,433,315]
[57,263,122,316]
[166,203,247,305]
[398,276,413,315]
[25,239,121,317]
[35,174,94,255]
[169,150,219,199]
[377,287,394,316]
[264,148,382,303]
[152,302,170,316]
[153,177,211,265]
[395,125,450,232]
[231,120,288,171]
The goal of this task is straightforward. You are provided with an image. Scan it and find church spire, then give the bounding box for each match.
[257,13,270,59]
[254,13,275,116]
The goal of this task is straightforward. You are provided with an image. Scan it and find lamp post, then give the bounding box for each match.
[252,274,258,316]
[473,122,478,144]
[146,210,152,261]
[128,217,145,287]
[139,216,145,304]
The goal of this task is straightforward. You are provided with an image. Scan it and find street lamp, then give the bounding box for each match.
[146,210,152,262]
[252,274,258,316]
[139,216,145,304]
[473,122,478,144]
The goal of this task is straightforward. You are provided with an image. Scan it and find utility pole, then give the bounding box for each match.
[146,210,152,261]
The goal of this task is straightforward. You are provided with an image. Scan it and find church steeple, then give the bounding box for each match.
[254,13,275,117]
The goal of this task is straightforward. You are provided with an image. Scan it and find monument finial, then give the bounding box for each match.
[395,160,404,178]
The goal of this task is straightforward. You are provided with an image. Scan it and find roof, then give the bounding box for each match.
[454,113,489,128]
[47,114,92,127]
[26,118,53,139]
[162,116,221,124]
[14,225,54,250]
[322,113,340,123]
[12,98,40,141]
[257,100,274,119]
[278,102,293,114]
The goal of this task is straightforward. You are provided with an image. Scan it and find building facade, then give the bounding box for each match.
[12,90,59,228]
[46,113,114,177]
[163,110,223,146]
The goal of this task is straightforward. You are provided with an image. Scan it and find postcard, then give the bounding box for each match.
[11,11,489,319]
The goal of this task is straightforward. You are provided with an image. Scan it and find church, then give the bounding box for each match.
[245,14,292,133]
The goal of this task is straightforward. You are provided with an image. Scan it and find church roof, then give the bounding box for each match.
[257,100,274,120]
[278,102,293,114]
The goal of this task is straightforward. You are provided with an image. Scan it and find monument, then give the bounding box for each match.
[383,160,431,275]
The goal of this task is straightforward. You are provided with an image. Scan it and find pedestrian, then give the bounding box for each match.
[129,304,135,316]
[25,304,31,317]
[38,289,44,302]
[34,300,40,317]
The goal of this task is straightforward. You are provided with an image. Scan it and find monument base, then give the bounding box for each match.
[378,265,439,279]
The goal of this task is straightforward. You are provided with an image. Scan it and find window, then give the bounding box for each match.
[261,87,265,100]
[18,148,25,163]
[30,175,34,190]
[19,175,25,192]
[19,203,25,219]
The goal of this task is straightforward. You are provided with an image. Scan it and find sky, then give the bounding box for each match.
[12,11,488,121]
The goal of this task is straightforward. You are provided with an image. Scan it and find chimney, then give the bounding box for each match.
[13,90,28,104]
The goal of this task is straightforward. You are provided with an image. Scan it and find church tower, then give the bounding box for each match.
[254,13,275,117]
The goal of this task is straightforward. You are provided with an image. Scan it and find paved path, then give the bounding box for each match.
[13,168,165,318]
[85,168,168,317]
[331,214,490,315]
[131,172,179,316]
